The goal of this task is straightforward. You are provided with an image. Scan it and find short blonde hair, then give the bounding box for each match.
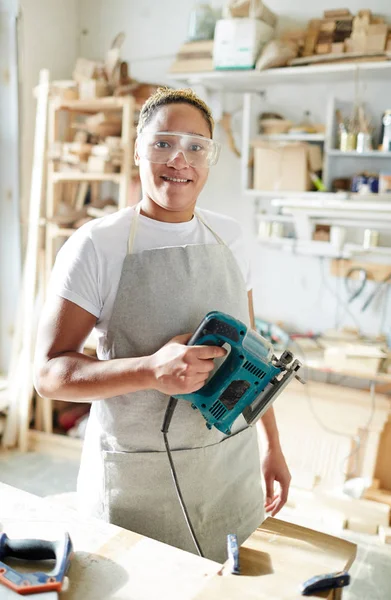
[137,87,214,137]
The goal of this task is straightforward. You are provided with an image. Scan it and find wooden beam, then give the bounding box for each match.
[2,70,50,450]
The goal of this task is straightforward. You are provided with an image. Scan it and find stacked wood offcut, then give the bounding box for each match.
[53,32,160,105]
[291,8,391,66]
[1,36,164,451]
[255,8,391,70]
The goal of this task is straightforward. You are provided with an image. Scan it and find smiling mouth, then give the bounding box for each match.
[161,175,192,183]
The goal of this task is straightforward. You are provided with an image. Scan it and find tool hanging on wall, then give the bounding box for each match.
[345,266,391,312]
[220,113,241,158]
[361,272,391,312]
[345,266,368,303]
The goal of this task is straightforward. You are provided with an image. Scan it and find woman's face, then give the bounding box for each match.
[135,103,211,222]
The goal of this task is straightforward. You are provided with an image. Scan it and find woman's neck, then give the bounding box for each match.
[139,197,195,223]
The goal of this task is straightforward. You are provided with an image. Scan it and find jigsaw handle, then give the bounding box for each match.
[187,312,242,348]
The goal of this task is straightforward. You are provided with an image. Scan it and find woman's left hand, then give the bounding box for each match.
[262,445,291,516]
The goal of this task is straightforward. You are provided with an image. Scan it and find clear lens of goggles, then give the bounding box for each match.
[137,131,221,168]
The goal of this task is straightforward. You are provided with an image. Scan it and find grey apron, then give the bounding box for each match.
[77,204,264,563]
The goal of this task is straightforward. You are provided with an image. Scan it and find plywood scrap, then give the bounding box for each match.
[346,518,378,535]
[104,32,126,85]
[87,155,115,173]
[324,9,351,19]
[73,58,105,82]
[51,80,78,101]
[378,526,391,544]
[78,80,110,100]
[86,205,117,219]
[288,487,390,531]
[84,112,122,137]
[364,487,391,509]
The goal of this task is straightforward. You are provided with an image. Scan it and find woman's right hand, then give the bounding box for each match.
[146,333,226,395]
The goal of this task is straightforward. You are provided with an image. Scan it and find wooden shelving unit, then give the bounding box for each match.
[51,172,123,183]
[170,60,391,259]
[45,95,136,284]
[169,59,391,89]
[38,94,138,438]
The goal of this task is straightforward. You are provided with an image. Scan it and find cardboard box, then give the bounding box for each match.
[170,40,214,73]
[316,43,332,54]
[213,18,274,70]
[252,142,319,192]
[331,42,345,53]
[379,173,391,193]
[79,80,110,100]
[51,80,79,101]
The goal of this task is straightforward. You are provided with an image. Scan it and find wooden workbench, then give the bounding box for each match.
[1,482,356,599]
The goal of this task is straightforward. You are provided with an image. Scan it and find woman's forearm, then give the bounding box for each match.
[34,352,153,402]
[259,406,281,450]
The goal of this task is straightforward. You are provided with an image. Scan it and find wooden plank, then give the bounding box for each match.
[195,519,356,600]
[364,487,391,508]
[2,70,50,450]
[45,100,58,288]
[375,415,391,491]
[1,483,356,600]
[324,9,351,19]
[307,357,391,383]
[288,488,390,528]
[118,96,134,210]
[378,526,391,543]
[330,259,391,282]
[52,172,121,183]
[28,430,83,460]
[346,518,378,534]
[272,379,390,491]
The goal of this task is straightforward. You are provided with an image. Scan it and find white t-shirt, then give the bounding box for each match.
[49,206,252,340]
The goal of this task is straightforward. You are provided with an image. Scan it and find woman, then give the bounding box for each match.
[34,87,291,563]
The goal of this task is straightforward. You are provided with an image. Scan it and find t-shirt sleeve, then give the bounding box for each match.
[47,227,102,319]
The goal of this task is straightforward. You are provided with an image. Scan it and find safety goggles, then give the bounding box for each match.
[137,131,221,168]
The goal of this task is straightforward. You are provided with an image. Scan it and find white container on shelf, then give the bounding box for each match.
[213,18,274,70]
[330,226,347,251]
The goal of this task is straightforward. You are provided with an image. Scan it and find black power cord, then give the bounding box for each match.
[161,396,204,557]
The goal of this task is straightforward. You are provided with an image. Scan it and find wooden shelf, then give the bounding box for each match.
[258,237,391,259]
[52,172,122,183]
[305,358,391,384]
[53,96,128,112]
[344,243,391,256]
[28,430,83,460]
[245,189,340,199]
[328,150,391,158]
[256,133,325,142]
[272,198,391,212]
[47,224,76,238]
[257,237,342,257]
[169,60,391,90]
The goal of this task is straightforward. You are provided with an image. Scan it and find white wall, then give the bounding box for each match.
[0,0,80,372]
[0,0,20,374]
[19,0,80,240]
[80,1,391,339]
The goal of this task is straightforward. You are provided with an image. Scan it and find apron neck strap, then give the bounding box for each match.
[127,203,226,255]
[128,203,141,254]
[194,209,226,246]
